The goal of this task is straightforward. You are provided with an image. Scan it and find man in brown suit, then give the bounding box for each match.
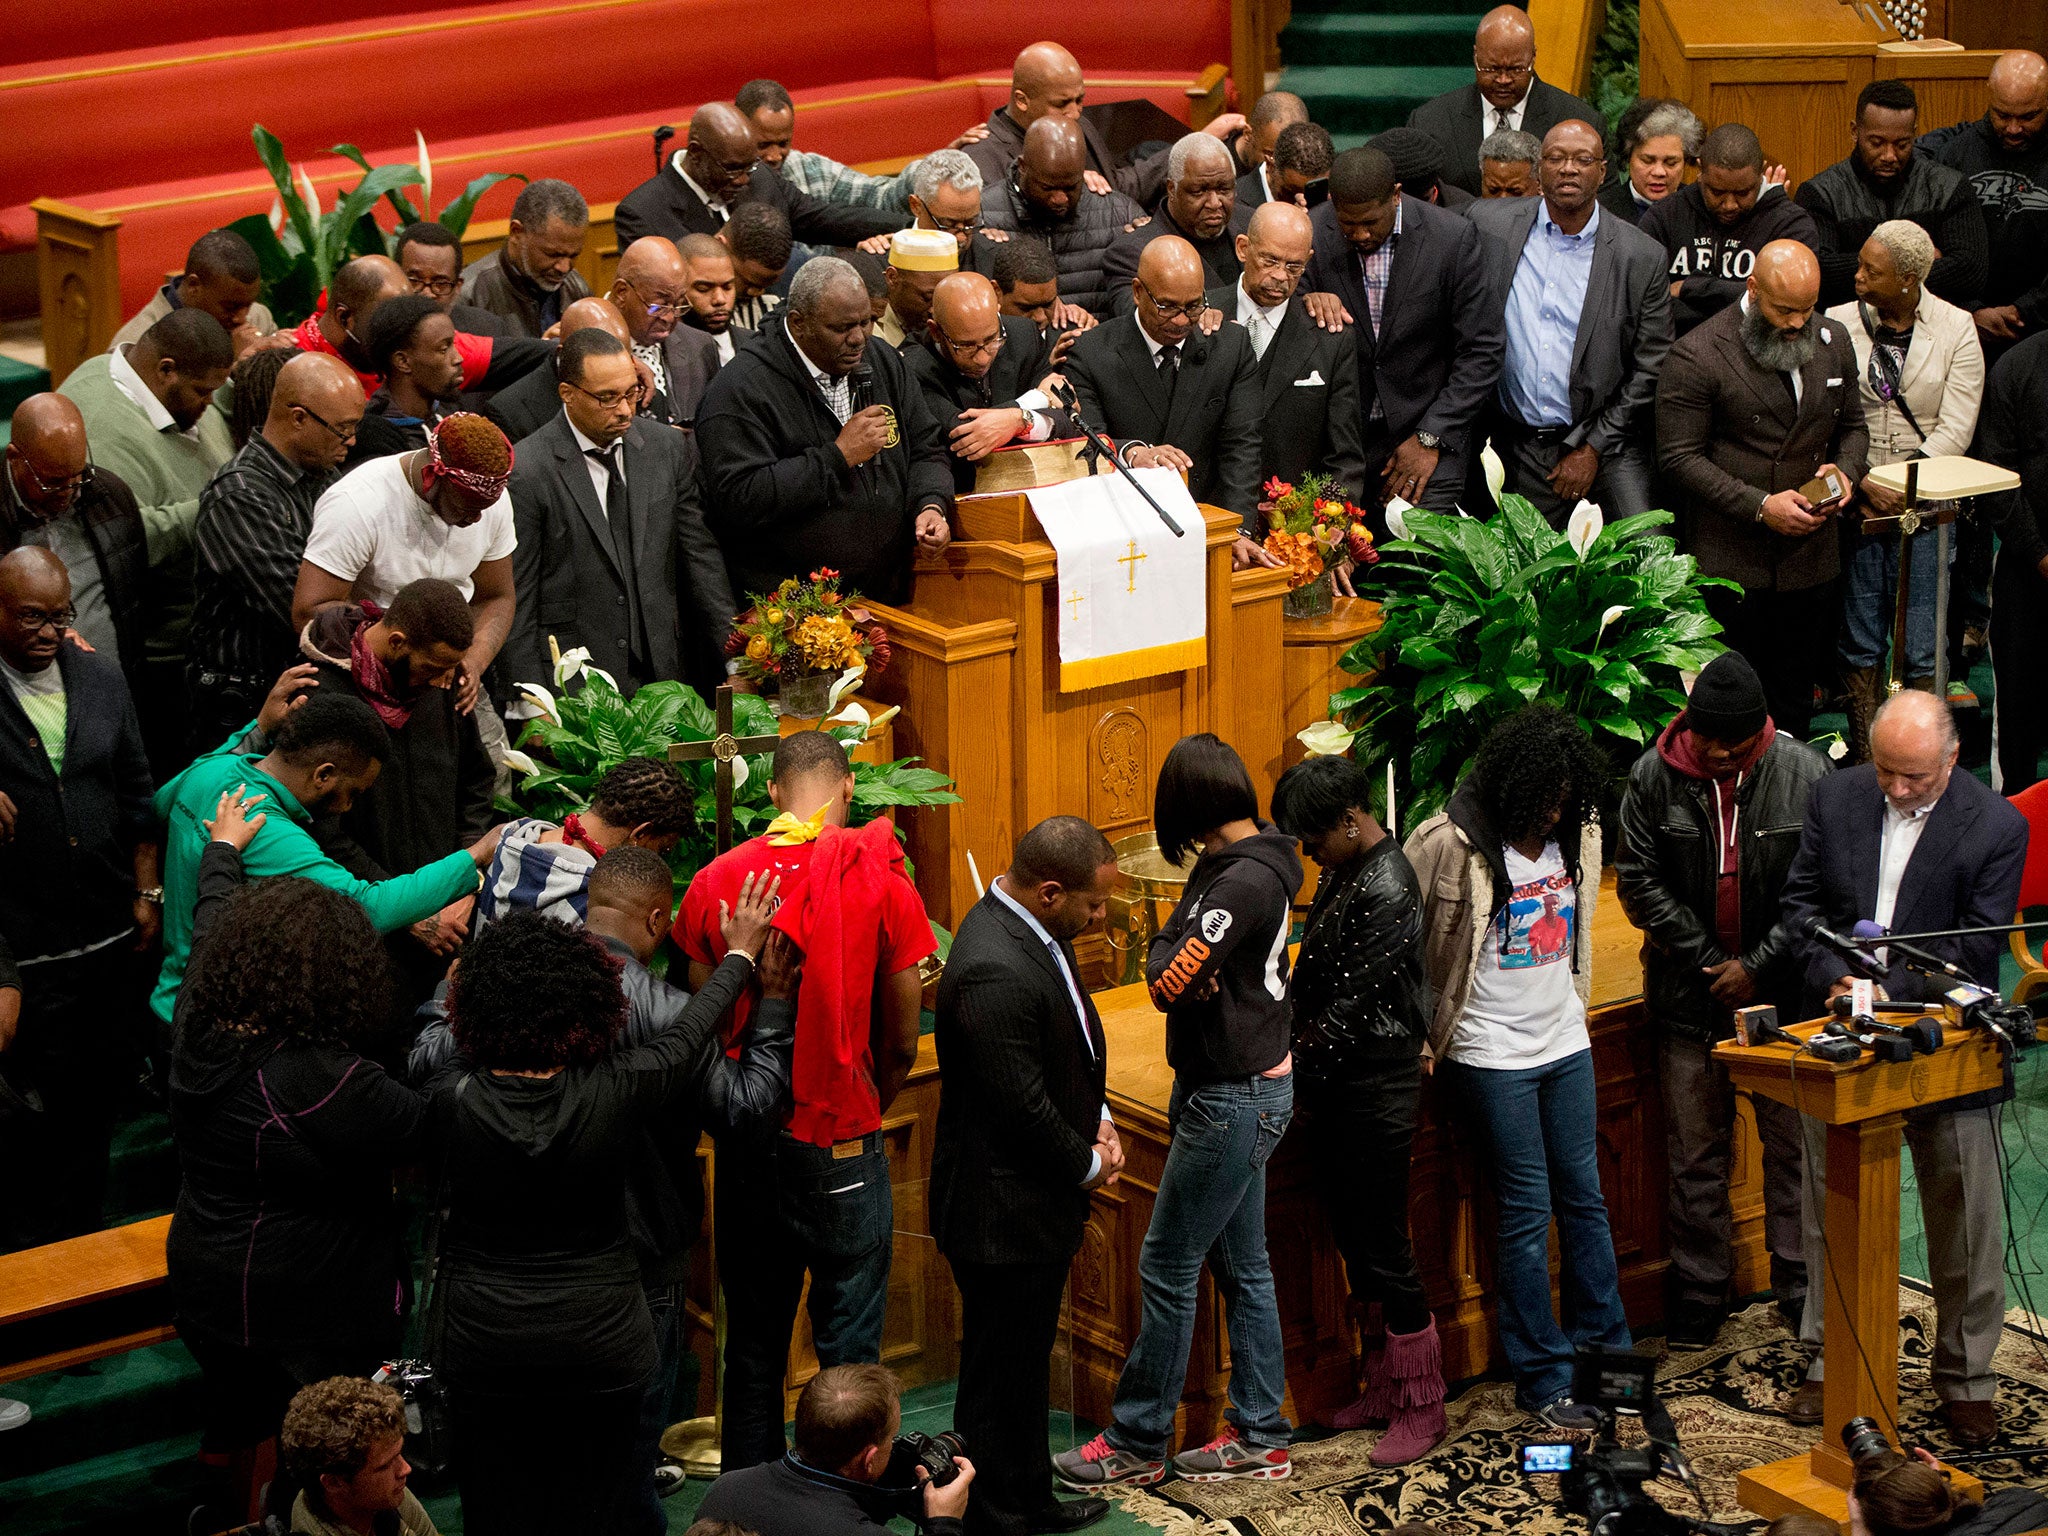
[1656,240,1869,737]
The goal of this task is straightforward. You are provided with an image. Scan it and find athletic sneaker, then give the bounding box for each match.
[1170,1427,1292,1482]
[1535,1397,1604,1431]
[1052,1434,1167,1488]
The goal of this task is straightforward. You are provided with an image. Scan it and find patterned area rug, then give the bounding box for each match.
[1100,1292,2048,1535]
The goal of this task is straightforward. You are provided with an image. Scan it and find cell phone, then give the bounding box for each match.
[1522,1442,1576,1474]
[1799,469,1848,509]
[1304,176,1331,208]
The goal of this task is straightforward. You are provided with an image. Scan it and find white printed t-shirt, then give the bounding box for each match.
[1445,840,1588,1070]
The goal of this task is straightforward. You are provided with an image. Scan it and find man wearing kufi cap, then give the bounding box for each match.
[1613,648,1829,1352]
[875,227,960,349]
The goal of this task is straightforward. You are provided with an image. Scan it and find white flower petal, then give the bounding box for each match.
[1296,720,1357,758]
[1481,441,1506,501]
[1566,499,1604,558]
[414,129,433,213]
[552,646,593,688]
[826,663,867,713]
[1596,603,1630,642]
[584,663,621,694]
[1383,499,1412,541]
[731,754,750,793]
[500,748,540,777]
[827,700,872,732]
[515,682,560,726]
[1828,738,1849,761]
[295,164,321,220]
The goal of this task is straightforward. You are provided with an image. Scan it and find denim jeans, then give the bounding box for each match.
[625,1280,685,1536]
[717,1131,894,1469]
[1105,1072,1294,1459]
[1444,1048,1631,1407]
[1842,523,1943,677]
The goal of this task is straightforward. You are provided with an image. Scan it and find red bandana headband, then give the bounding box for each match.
[425,420,515,501]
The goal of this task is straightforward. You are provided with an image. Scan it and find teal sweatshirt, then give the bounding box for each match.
[150,734,480,1022]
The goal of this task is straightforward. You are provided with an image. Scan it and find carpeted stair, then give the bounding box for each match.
[1278,0,1489,148]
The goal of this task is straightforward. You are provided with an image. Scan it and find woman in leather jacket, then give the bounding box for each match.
[1271,754,1442,1467]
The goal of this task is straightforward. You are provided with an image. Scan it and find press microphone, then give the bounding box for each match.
[1802,917,1888,979]
[1736,1003,1861,1061]
[850,363,875,414]
[1853,919,1971,982]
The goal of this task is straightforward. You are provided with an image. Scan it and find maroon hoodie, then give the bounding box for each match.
[1655,716,1776,953]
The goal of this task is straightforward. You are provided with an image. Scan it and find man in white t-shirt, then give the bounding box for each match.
[293,414,516,730]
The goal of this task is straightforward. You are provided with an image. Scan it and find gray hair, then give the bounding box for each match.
[787,254,865,316]
[1478,128,1540,168]
[1872,686,1959,752]
[509,177,589,230]
[1167,131,1234,182]
[1631,101,1705,160]
[1869,218,1937,287]
[911,149,983,204]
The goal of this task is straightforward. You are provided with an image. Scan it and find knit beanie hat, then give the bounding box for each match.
[1683,651,1768,741]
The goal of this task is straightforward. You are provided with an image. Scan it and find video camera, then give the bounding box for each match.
[1520,1346,1755,1536]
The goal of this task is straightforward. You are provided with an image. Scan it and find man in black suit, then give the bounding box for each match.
[905,273,1076,494]
[1406,5,1601,198]
[1237,91,1309,207]
[934,815,1124,1536]
[696,256,954,605]
[502,328,736,699]
[1468,120,1673,525]
[1300,146,1504,516]
[1063,238,1274,568]
[676,233,752,367]
[1205,201,1367,501]
[1781,689,2028,1447]
[481,297,628,446]
[1103,135,1253,317]
[614,102,905,252]
[603,236,721,429]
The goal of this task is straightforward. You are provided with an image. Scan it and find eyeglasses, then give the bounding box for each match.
[567,379,639,411]
[12,604,76,634]
[15,456,96,496]
[927,212,981,236]
[1477,61,1533,78]
[295,404,361,443]
[1540,151,1605,170]
[942,328,1006,360]
[1138,282,1207,321]
[1249,252,1307,279]
[406,272,461,298]
[621,277,683,320]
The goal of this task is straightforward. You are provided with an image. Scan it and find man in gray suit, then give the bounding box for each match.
[603,237,722,429]
[1656,240,1869,737]
[1406,5,1601,199]
[502,329,736,700]
[1469,121,1673,526]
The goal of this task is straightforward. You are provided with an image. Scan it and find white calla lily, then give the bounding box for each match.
[1595,604,1630,643]
[1566,499,1604,558]
[295,164,322,220]
[1296,720,1357,758]
[731,754,750,793]
[828,700,872,733]
[552,646,594,688]
[414,129,433,213]
[583,663,621,695]
[826,663,867,713]
[500,747,541,778]
[1481,440,1506,501]
[1383,498,1413,541]
[515,682,560,726]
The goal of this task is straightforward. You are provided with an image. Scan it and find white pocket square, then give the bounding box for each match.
[1826,377,1843,387]
[1294,370,1325,387]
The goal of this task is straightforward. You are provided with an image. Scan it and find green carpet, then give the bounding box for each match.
[1277,0,1488,143]
[0,356,48,427]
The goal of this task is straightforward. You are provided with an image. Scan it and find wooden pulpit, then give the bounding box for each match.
[1715,1018,1999,1528]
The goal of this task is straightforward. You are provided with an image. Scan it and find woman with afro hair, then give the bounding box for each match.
[1405,703,1630,1427]
[423,882,791,1536]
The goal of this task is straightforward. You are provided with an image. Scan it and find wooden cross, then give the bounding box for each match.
[1066,588,1086,620]
[1118,538,1147,594]
[667,684,782,854]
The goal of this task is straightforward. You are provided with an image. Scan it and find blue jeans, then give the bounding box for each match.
[626,1280,685,1536]
[1444,1049,1631,1407]
[1842,522,1943,676]
[1106,1073,1294,1458]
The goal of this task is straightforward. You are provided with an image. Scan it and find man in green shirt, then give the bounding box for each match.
[150,687,502,1024]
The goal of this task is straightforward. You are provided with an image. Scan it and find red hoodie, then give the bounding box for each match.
[1655,717,1775,954]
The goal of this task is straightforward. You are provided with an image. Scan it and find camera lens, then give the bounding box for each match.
[1842,1415,1893,1466]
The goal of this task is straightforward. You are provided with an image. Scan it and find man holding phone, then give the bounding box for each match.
[1656,239,1869,737]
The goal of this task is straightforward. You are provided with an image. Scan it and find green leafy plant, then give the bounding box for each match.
[503,651,961,891]
[1324,495,1731,826]
[225,125,524,327]
[1589,0,1641,135]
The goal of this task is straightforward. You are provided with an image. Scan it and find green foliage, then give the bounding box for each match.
[505,671,961,890]
[1590,0,1642,134]
[1332,495,1732,827]
[226,124,524,328]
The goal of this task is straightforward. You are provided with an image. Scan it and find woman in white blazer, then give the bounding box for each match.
[1824,218,1985,757]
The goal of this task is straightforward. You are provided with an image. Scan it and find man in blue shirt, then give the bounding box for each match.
[1469,120,1674,526]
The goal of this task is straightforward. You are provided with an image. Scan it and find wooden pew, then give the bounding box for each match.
[0,1214,174,1385]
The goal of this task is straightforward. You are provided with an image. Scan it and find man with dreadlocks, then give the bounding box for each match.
[293,413,518,765]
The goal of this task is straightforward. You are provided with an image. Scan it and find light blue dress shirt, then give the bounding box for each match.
[989,878,1111,1183]
[1501,201,1601,429]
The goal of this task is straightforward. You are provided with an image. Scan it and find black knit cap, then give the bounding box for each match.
[1368,126,1446,190]
[1683,650,1768,741]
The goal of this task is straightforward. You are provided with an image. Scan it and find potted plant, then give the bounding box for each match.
[729,567,891,719]
[1260,474,1378,619]
[1316,495,1731,826]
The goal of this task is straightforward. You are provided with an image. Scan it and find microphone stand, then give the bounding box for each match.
[1851,917,2048,945]
[1052,383,1185,538]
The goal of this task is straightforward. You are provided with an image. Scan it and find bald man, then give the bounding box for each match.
[1921,50,2048,357]
[1063,238,1271,566]
[964,40,1246,209]
[1657,239,1869,737]
[605,236,722,428]
[1209,202,1367,501]
[188,352,366,745]
[0,545,158,1250]
[1781,688,2027,1444]
[3,394,149,687]
[980,117,1145,320]
[1241,92,1310,206]
[614,100,906,251]
[1405,4,1601,197]
[482,297,634,445]
[1102,133,1253,317]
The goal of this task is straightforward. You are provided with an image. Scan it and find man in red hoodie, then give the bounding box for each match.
[1613,651,1830,1352]
[674,728,936,1471]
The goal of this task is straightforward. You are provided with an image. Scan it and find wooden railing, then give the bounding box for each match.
[1529,0,1609,98]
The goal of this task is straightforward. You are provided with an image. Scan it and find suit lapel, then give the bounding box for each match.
[1893,783,1979,934]
[1062,936,1107,1062]
[1795,328,1842,436]
[1261,301,1314,409]
[1851,774,1886,924]
[1113,318,1173,437]
[1380,197,1418,336]
[620,422,658,583]
[552,422,623,583]
[1717,316,1797,430]
[1570,212,1617,382]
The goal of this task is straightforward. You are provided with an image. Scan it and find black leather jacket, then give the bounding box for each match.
[1615,734,1831,1040]
[1289,837,1431,1075]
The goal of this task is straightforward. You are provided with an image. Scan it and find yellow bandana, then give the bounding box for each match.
[765,802,831,845]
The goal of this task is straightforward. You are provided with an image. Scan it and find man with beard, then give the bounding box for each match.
[1657,240,1869,737]
[457,180,593,339]
[723,204,795,333]
[1102,134,1253,317]
[1922,50,2048,363]
[393,221,507,337]
[677,234,747,364]
[604,237,721,428]
[875,229,959,349]
[979,117,1145,321]
[903,272,1074,494]
[1239,92,1310,207]
[1796,80,1987,310]
[695,256,954,604]
[351,296,465,463]
[1640,125,1819,335]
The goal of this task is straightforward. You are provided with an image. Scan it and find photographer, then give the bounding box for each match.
[696,1363,975,1536]
[1851,1448,2048,1536]
[278,1376,439,1536]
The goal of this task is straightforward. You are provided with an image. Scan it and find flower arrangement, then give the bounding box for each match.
[727,568,891,683]
[1261,474,1378,590]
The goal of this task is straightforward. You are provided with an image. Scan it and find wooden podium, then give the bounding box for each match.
[1715,1018,1999,1527]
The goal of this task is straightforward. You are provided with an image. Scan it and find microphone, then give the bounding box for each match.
[1803,917,1888,979]
[850,363,875,415]
[652,124,675,174]
[1853,919,1972,982]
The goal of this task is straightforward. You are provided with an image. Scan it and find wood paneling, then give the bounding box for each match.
[1874,45,1999,133]
[1530,0,1610,98]
[32,198,122,385]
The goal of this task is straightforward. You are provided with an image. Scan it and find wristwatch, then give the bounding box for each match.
[1414,430,1444,452]
[138,887,164,906]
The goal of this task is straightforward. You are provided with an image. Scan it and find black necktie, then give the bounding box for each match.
[1156,343,1180,407]
[587,445,646,667]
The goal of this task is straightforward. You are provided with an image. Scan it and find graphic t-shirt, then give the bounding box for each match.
[1446,840,1588,1070]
